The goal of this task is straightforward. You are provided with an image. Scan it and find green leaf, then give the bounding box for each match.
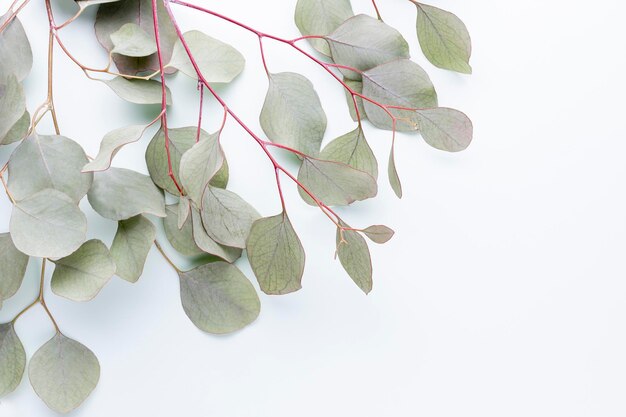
[177,195,190,229]
[110,22,157,57]
[361,59,438,131]
[200,186,260,249]
[326,14,410,80]
[0,323,26,397]
[51,240,116,302]
[0,14,32,82]
[336,225,372,294]
[164,204,203,257]
[179,262,260,334]
[76,0,122,9]
[179,131,224,203]
[0,75,26,141]
[82,125,147,172]
[210,159,229,189]
[88,167,166,221]
[320,127,378,179]
[191,210,242,263]
[247,213,305,295]
[110,215,156,283]
[343,78,366,122]
[388,148,402,198]
[297,157,377,206]
[169,30,245,83]
[104,77,172,105]
[95,0,177,75]
[10,189,87,258]
[294,0,354,56]
[416,107,473,152]
[415,3,472,74]
[1,110,30,146]
[8,133,93,203]
[29,333,100,414]
[362,225,395,244]
[0,233,29,307]
[260,72,327,157]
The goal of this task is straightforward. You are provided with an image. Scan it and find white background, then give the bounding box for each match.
[2,0,626,416]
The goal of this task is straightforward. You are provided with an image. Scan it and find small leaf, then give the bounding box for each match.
[0,323,26,397]
[200,186,260,249]
[336,225,373,294]
[191,210,242,263]
[294,0,354,56]
[29,333,100,414]
[0,14,32,82]
[82,125,147,172]
[320,127,378,179]
[169,30,245,83]
[51,240,116,302]
[0,233,29,307]
[179,262,260,334]
[0,75,26,141]
[179,131,224,203]
[362,225,395,244]
[210,159,229,189]
[177,195,190,229]
[297,157,378,206]
[247,213,305,295]
[416,107,473,152]
[415,3,472,74]
[343,78,366,122]
[8,133,93,203]
[77,0,122,9]
[110,22,157,57]
[104,77,172,105]
[110,215,156,283]
[88,167,166,221]
[1,110,30,146]
[164,204,203,257]
[388,149,402,198]
[260,72,327,157]
[10,189,87,258]
[326,14,409,80]
[361,59,438,131]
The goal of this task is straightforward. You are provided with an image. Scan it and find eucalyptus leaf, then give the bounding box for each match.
[326,14,410,80]
[51,240,116,302]
[320,127,378,179]
[1,110,30,146]
[191,210,242,263]
[110,215,156,283]
[0,233,29,307]
[297,157,377,206]
[82,125,147,172]
[416,107,473,152]
[88,167,166,221]
[10,189,87,258]
[0,14,32,82]
[0,323,26,397]
[76,0,122,9]
[104,77,172,105]
[362,59,438,131]
[336,225,372,294]
[164,204,203,257]
[179,131,224,203]
[343,78,366,122]
[294,0,354,56]
[415,3,472,74]
[362,225,395,244]
[247,213,305,295]
[177,195,191,229]
[388,149,402,198]
[200,186,260,249]
[179,262,260,334]
[29,333,100,414]
[110,23,157,57]
[260,72,327,157]
[95,0,177,75]
[0,75,26,141]
[169,30,245,83]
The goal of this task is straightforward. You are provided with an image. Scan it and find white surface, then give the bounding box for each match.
[2,0,626,416]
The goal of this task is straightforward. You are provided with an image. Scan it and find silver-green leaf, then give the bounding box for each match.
[29,333,100,414]
[320,127,378,179]
[110,22,157,57]
[416,107,473,152]
[294,0,354,56]
[260,72,327,157]
[362,225,395,244]
[82,125,147,172]
[336,225,373,294]
[0,323,26,397]
[1,110,30,145]
[88,167,166,221]
[0,233,29,307]
[247,213,305,295]
[10,189,87,258]
[191,209,242,263]
[51,240,116,302]
[104,77,172,105]
[415,3,472,74]
[110,215,156,283]
[179,262,260,334]
[388,148,402,198]
[343,78,366,122]
[164,204,203,257]
[0,75,26,141]
[0,14,32,82]
[179,131,224,204]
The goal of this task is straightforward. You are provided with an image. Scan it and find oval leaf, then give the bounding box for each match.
[29,333,100,414]
[51,240,116,302]
[179,131,224,203]
[104,77,172,105]
[110,22,157,57]
[416,107,473,152]
[191,209,242,263]
[0,75,26,141]
[294,0,354,56]
[10,189,87,258]
[82,125,147,172]
[0,14,32,82]
[0,323,26,397]
[110,216,155,283]
[0,233,29,306]
[1,110,30,146]
[164,204,203,257]
[247,213,305,295]
[320,127,378,179]
[179,262,260,334]
[336,226,373,294]
[362,225,395,244]
[388,148,402,198]
[260,72,327,157]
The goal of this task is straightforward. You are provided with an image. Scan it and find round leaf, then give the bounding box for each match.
[320,127,378,179]
[0,75,26,141]
[0,323,26,397]
[0,233,29,306]
[294,0,354,56]
[416,107,473,152]
[0,14,32,82]
[110,22,157,57]
[110,215,156,283]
